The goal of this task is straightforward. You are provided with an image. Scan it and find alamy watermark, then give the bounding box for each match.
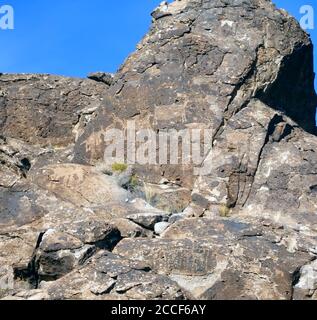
[101,121,213,176]
[300,5,314,30]
[0,4,14,30]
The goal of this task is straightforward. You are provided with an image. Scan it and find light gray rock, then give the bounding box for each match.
[293,260,317,299]
[154,222,171,235]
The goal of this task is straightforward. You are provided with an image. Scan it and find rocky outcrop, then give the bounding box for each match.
[0,74,105,146]
[73,0,317,219]
[5,251,185,300]
[115,216,313,300]
[1,0,317,300]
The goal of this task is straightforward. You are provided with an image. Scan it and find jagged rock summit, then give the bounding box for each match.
[1,0,317,300]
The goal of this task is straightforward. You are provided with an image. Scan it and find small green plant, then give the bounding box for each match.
[123,174,140,192]
[130,174,139,188]
[111,162,128,173]
[219,204,231,217]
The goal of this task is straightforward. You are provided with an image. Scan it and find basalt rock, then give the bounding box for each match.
[73,0,317,221]
[2,251,186,300]
[1,0,317,300]
[87,72,115,86]
[0,74,105,146]
[114,216,313,299]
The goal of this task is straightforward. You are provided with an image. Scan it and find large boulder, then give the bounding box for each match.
[33,164,130,207]
[73,0,317,223]
[74,0,316,183]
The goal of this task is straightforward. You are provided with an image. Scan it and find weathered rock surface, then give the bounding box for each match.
[87,72,114,86]
[73,0,317,222]
[6,251,185,300]
[0,74,105,146]
[1,0,317,300]
[33,164,130,207]
[115,217,315,299]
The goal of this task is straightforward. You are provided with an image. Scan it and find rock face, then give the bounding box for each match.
[0,74,105,146]
[1,0,317,300]
[73,0,317,218]
[114,217,312,300]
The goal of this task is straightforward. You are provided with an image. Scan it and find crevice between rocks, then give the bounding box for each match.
[12,228,123,290]
[241,114,290,208]
[13,231,45,289]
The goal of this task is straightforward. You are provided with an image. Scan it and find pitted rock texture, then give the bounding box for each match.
[1,0,317,300]
[0,74,105,146]
[114,217,313,300]
[73,0,317,222]
[8,251,185,300]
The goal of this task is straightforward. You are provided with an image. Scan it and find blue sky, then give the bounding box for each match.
[0,0,316,80]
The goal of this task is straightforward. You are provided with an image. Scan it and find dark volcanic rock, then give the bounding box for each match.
[87,72,114,86]
[5,251,186,300]
[114,217,312,299]
[74,0,316,167]
[1,0,317,300]
[73,0,317,220]
[0,74,105,146]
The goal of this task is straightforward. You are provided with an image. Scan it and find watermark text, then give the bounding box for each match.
[0,4,14,30]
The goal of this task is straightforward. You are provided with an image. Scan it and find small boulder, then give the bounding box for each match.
[87,72,114,86]
[127,212,169,230]
[154,222,171,235]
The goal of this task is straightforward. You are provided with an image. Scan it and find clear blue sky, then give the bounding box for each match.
[0,0,164,76]
[0,0,316,79]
